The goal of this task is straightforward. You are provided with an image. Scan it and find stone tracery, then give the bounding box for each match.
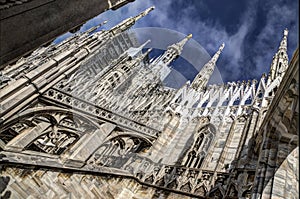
[0,6,298,199]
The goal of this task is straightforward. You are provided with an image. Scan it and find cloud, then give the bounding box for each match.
[54,0,298,83]
[155,0,258,81]
[250,1,299,77]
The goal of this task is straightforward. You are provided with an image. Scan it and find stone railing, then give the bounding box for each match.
[42,88,160,140]
[87,153,230,197]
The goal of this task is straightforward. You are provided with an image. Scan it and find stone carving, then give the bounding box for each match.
[0,6,297,199]
[28,130,78,155]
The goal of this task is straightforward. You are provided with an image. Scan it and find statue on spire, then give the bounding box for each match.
[191,43,225,91]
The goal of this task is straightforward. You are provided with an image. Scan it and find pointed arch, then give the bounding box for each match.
[2,106,101,153]
[182,122,217,168]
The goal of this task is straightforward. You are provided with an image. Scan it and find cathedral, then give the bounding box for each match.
[0,6,298,199]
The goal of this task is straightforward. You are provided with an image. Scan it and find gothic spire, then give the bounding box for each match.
[150,34,192,81]
[137,47,152,62]
[191,43,225,91]
[110,6,155,35]
[161,34,192,65]
[174,33,193,52]
[267,28,289,84]
[127,40,151,58]
[124,48,152,74]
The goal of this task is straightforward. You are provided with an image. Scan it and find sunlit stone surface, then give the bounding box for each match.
[0,6,298,199]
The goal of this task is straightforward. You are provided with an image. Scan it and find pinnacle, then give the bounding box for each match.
[139,48,152,60]
[220,43,225,50]
[140,40,151,49]
[139,6,155,17]
[211,43,225,63]
[284,28,288,36]
[190,43,225,90]
[175,34,192,49]
[279,28,289,51]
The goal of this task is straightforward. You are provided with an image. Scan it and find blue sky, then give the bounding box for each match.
[55,0,298,83]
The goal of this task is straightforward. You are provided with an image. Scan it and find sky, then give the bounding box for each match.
[55,0,299,84]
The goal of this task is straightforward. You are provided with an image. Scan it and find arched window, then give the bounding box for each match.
[192,99,200,108]
[194,133,204,150]
[273,86,278,93]
[222,98,229,106]
[184,101,188,106]
[212,100,218,107]
[233,98,240,106]
[201,101,208,108]
[185,150,196,167]
[175,95,182,103]
[278,62,282,70]
[244,98,252,105]
[183,123,216,168]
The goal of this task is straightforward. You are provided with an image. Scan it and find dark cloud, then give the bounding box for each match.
[54,0,299,83]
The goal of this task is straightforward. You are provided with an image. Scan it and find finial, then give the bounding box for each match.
[140,39,151,49]
[139,6,155,17]
[220,42,225,50]
[144,48,152,56]
[130,6,155,22]
[175,34,192,49]
[278,28,288,51]
[215,43,225,55]
[135,48,152,62]
[211,42,225,62]
[284,28,288,36]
